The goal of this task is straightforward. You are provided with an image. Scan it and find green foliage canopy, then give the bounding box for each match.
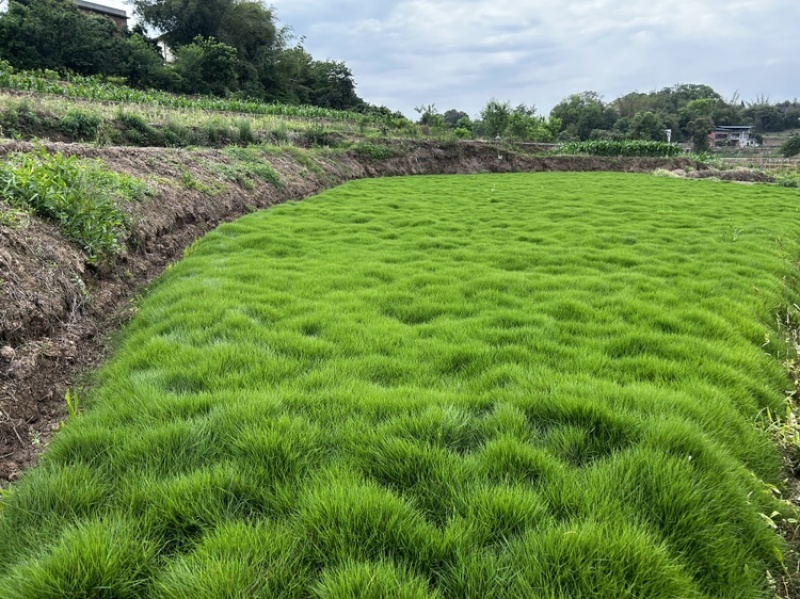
[0,0,136,75]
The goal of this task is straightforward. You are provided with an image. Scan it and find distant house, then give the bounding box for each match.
[74,0,127,29]
[709,126,758,148]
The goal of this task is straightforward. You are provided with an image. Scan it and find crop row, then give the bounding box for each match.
[0,62,370,123]
[555,140,684,157]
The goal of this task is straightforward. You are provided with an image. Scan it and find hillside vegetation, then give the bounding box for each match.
[1,173,799,597]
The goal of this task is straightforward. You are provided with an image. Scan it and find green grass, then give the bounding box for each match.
[2,173,800,597]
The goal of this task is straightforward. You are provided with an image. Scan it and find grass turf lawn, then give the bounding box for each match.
[2,172,800,598]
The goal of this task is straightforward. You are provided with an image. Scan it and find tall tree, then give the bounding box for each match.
[132,0,363,107]
[172,35,238,96]
[308,60,361,111]
[131,0,236,49]
[630,111,666,141]
[550,92,617,140]
[480,99,511,138]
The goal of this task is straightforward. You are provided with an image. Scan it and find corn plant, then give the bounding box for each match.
[0,60,393,127]
[554,140,684,158]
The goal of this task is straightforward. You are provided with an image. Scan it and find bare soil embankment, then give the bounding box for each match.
[0,140,703,484]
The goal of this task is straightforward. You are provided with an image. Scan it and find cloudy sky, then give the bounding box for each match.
[109,0,799,119]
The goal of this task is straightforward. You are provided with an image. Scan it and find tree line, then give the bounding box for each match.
[424,85,800,150]
[0,0,368,111]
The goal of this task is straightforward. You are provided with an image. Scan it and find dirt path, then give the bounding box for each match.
[0,140,702,484]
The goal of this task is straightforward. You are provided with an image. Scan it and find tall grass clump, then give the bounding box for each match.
[0,148,147,262]
[1,173,800,597]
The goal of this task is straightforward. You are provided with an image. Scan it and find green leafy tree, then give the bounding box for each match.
[131,0,236,48]
[308,61,361,111]
[132,0,364,107]
[781,135,800,158]
[259,44,314,104]
[121,33,175,89]
[507,104,536,139]
[133,0,281,97]
[687,117,714,152]
[630,111,666,141]
[415,104,445,129]
[173,35,238,96]
[443,109,469,129]
[0,0,125,74]
[480,99,512,138]
[550,92,617,141]
[455,116,473,132]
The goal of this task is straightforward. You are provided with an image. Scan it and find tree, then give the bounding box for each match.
[550,92,617,140]
[121,33,175,90]
[132,0,364,106]
[0,0,127,74]
[781,135,800,158]
[507,104,536,139]
[0,0,168,85]
[687,117,714,152]
[308,61,361,110]
[415,104,444,129]
[630,111,666,141]
[259,44,314,104]
[173,35,238,96]
[132,0,278,96]
[480,99,511,138]
[443,109,469,129]
[131,0,236,48]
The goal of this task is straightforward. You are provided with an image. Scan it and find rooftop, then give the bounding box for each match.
[74,0,127,19]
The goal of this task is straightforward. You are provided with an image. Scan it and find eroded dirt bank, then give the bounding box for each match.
[0,140,703,484]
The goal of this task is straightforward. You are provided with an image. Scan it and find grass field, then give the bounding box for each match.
[1,173,800,597]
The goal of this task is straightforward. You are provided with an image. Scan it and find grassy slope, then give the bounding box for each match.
[1,173,800,598]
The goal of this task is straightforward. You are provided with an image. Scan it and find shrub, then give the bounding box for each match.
[0,100,41,137]
[116,111,165,146]
[352,142,401,160]
[59,109,102,139]
[781,135,800,158]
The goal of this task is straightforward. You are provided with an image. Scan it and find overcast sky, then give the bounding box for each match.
[108,0,799,119]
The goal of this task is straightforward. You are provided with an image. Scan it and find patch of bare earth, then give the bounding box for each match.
[0,140,702,485]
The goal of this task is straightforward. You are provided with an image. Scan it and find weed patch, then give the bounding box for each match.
[0,148,147,263]
[352,141,405,160]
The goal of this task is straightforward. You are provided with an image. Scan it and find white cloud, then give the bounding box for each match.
[110,0,800,117]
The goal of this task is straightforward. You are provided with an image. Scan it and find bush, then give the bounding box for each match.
[0,100,42,137]
[781,135,800,158]
[352,142,401,160]
[59,109,102,139]
[116,111,166,146]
